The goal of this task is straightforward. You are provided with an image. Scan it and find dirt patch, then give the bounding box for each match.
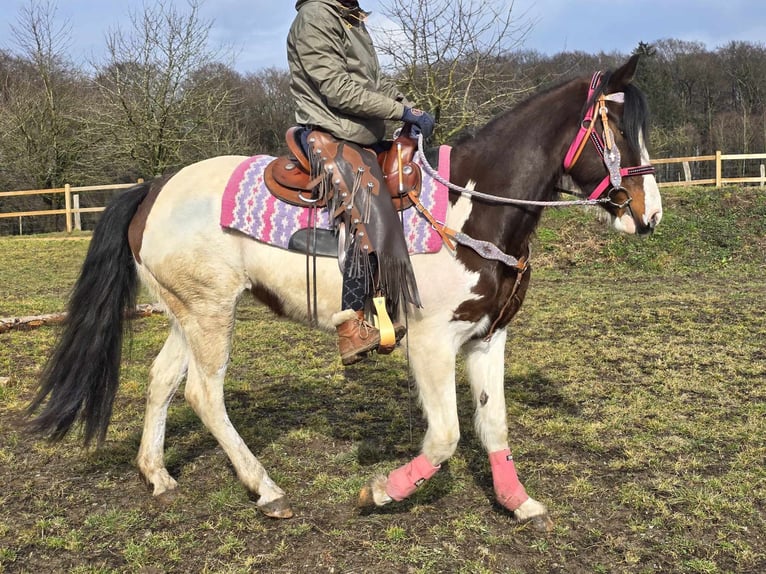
[2,192,765,573]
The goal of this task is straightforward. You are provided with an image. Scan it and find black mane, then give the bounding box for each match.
[454,68,650,156]
[451,79,571,146]
[588,70,650,156]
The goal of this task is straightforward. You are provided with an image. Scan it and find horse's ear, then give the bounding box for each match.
[607,54,641,91]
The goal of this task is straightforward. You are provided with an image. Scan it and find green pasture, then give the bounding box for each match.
[0,187,764,573]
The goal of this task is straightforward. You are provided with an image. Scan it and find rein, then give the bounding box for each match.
[415,134,607,207]
[415,72,655,209]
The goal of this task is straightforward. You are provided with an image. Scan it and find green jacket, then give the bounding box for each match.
[287,0,406,145]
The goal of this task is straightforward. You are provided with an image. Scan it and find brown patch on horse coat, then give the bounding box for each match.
[452,263,531,339]
[251,284,286,316]
[480,390,489,407]
[128,175,173,263]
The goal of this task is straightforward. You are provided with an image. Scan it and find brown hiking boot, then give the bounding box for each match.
[333,309,380,366]
[332,309,406,366]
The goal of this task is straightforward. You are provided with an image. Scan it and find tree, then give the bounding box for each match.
[0,0,96,233]
[719,41,766,155]
[373,0,534,141]
[637,39,709,157]
[0,0,88,190]
[235,69,294,155]
[92,0,241,177]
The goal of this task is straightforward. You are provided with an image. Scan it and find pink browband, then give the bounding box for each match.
[563,72,655,201]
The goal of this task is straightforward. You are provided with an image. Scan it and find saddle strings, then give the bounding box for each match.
[306,145,330,327]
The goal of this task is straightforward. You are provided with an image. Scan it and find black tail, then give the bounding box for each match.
[27,182,151,445]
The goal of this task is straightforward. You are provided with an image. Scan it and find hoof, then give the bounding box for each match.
[511,497,553,531]
[357,475,390,509]
[258,496,294,519]
[139,467,178,497]
[357,484,376,509]
[526,513,555,532]
[153,488,180,507]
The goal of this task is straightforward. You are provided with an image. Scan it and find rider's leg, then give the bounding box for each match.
[333,251,380,365]
[332,253,405,365]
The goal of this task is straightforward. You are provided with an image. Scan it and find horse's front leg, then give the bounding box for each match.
[359,332,458,507]
[464,330,553,531]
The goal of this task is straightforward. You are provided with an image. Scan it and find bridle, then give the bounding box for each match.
[563,71,655,209]
[408,71,657,340]
[409,70,658,273]
[416,72,654,209]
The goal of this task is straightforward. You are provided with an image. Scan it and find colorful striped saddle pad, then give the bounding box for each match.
[220,146,451,255]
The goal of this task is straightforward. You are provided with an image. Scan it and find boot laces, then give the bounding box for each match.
[357,318,377,340]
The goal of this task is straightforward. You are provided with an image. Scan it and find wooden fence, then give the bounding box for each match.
[652,151,766,188]
[1,150,765,234]
[0,181,143,234]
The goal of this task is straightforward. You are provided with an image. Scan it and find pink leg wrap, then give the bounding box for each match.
[385,454,441,502]
[489,448,529,511]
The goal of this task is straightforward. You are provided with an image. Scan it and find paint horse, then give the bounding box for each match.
[28,55,662,529]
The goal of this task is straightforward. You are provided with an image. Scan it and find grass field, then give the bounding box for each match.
[0,187,764,573]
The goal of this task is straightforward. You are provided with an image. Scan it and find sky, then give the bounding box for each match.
[0,0,765,73]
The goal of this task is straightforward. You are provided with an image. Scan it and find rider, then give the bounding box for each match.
[287,0,436,365]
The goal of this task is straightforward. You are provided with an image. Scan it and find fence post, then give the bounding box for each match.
[715,151,722,188]
[73,194,81,231]
[760,164,765,187]
[64,183,72,233]
[682,161,691,182]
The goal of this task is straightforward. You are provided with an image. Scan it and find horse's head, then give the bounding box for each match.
[564,55,662,235]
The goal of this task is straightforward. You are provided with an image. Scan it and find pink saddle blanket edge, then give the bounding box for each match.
[220,146,452,255]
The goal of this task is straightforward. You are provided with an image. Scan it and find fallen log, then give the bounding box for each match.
[0,303,164,334]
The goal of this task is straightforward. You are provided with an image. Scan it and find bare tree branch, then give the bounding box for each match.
[373,0,534,140]
[92,0,242,176]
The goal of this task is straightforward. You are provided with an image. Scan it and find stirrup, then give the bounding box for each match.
[372,296,397,353]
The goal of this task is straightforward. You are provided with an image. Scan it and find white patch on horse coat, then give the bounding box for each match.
[611,129,662,234]
[639,130,663,227]
[140,155,248,295]
[408,183,486,341]
[612,211,637,234]
[447,186,475,230]
[401,182,498,463]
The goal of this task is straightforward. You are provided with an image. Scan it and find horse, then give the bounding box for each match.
[27,55,662,530]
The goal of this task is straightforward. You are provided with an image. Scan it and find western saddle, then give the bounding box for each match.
[264,127,423,211]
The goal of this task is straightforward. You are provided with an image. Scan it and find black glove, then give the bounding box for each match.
[401,107,435,139]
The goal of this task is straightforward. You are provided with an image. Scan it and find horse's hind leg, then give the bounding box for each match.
[137,322,189,496]
[464,330,552,530]
[181,307,293,518]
